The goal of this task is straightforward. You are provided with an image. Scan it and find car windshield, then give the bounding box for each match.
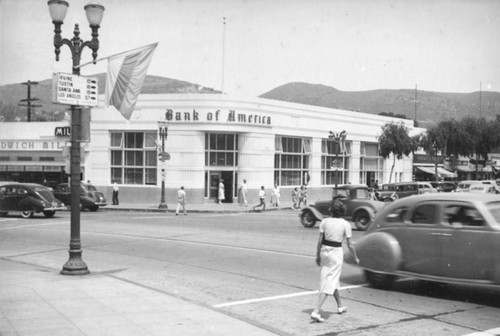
[354,188,370,199]
[486,201,500,228]
[333,189,349,198]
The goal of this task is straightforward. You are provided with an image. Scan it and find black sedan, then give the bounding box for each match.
[0,182,66,218]
[300,184,385,230]
[53,182,107,212]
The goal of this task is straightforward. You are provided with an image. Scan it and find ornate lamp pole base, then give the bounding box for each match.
[60,242,89,275]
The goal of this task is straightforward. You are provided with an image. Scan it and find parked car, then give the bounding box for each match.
[377,182,420,201]
[430,181,457,192]
[344,193,500,289]
[469,184,499,194]
[0,182,66,218]
[456,180,500,193]
[416,182,438,194]
[53,182,107,212]
[299,184,385,231]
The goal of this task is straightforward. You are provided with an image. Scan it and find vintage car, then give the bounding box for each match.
[376,182,421,201]
[430,181,457,193]
[299,184,385,231]
[0,182,66,218]
[345,193,500,289]
[53,182,107,212]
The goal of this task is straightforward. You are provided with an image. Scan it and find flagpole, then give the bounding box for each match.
[74,42,159,69]
[221,17,226,93]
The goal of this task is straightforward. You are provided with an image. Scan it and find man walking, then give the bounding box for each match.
[112,182,119,205]
[176,186,187,216]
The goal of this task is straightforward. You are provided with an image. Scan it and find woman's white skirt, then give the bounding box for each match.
[319,246,343,295]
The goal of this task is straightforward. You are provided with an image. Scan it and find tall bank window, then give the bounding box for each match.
[274,136,310,186]
[360,142,383,187]
[205,133,238,166]
[321,139,351,185]
[110,131,157,185]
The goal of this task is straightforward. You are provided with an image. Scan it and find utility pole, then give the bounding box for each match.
[19,80,41,122]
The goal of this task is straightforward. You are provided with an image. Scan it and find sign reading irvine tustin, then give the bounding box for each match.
[52,73,98,107]
[165,109,272,125]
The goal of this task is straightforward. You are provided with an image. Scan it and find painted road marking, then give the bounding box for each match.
[462,328,500,336]
[212,284,369,308]
[0,221,67,230]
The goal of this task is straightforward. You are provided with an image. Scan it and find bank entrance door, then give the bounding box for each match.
[207,170,236,203]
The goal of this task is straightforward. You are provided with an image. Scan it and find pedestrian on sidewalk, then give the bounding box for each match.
[292,187,299,210]
[310,199,359,323]
[298,184,308,208]
[271,184,280,207]
[238,179,248,206]
[112,182,119,205]
[253,186,266,212]
[218,179,225,205]
[175,186,187,215]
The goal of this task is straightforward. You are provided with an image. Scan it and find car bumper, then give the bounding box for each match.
[43,206,67,211]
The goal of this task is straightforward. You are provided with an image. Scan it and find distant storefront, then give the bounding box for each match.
[0,94,417,204]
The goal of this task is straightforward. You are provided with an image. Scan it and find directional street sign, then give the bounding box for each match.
[158,152,171,162]
[52,73,98,107]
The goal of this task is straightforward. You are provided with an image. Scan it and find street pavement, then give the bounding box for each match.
[0,203,289,336]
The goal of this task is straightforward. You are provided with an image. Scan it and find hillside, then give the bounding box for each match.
[0,74,220,120]
[260,82,500,127]
[2,76,500,125]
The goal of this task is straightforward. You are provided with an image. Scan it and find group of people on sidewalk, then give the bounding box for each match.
[171,180,312,214]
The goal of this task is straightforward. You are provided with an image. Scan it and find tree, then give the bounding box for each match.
[418,125,446,182]
[378,122,415,183]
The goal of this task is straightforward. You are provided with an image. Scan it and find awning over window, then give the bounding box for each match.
[455,166,475,172]
[417,166,457,178]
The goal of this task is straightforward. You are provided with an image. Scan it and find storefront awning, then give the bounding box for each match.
[417,166,457,178]
[455,166,475,172]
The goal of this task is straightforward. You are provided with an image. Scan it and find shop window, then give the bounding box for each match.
[321,139,351,185]
[205,133,238,167]
[17,156,32,161]
[359,142,383,186]
[274,136,310,186]
[110,131,157,185]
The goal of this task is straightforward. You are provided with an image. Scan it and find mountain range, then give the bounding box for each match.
[1,74,499,126]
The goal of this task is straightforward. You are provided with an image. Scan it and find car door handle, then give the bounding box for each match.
[431,233,452,237]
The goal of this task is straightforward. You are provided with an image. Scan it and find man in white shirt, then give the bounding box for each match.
[176,186,187,216]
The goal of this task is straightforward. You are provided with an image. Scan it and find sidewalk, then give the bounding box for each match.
[1,203,289,336]
[101,202,292,214]
[0,259,278,336]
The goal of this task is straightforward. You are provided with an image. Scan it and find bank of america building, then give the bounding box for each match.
[0,94,416,204]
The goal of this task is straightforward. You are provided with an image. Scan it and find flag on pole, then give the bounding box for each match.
[105,43,158,120]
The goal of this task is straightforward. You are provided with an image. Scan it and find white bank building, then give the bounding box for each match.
[0,94,417,205]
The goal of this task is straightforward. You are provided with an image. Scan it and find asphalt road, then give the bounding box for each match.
[1,210,499,336]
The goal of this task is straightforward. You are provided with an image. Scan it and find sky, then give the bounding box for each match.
[1,0,500,97]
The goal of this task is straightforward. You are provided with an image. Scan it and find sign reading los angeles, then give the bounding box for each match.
[52,73,98,107]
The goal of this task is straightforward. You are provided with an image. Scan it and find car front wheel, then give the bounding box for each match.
[21,211,34,218]
[364,270,396,289]
[43,211,55,218]
[0,212,7,217]
[89,206,99,212]
[300,210,317,228]
[353,210,371,231]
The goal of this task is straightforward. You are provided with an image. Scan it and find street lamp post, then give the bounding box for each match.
[328,130,347,188]
[48,0,105,275]
[158,121,169,209]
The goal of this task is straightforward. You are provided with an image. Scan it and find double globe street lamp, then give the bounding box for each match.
[328,130,347,188]
[47,0,105,275]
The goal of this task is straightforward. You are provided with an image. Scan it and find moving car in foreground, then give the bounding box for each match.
[345,193,500,289]
[300,184,385,231]
[53,182,107,212]
[0,182,66,218]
